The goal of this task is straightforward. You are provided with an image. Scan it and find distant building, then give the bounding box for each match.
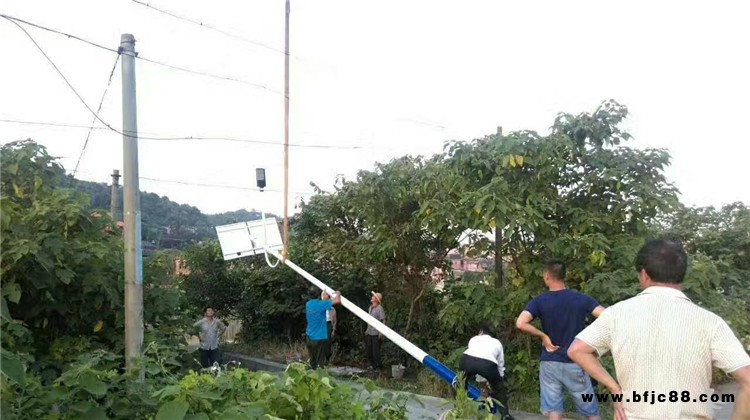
[174,258,190,276]
[448,249,493,275]
[431,249,499,290]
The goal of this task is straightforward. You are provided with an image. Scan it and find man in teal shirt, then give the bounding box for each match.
[306,287,341,369]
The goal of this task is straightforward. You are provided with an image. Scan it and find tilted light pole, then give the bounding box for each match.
[214,168,481,400]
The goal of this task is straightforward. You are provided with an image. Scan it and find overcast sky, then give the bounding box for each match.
[2,0,749,217]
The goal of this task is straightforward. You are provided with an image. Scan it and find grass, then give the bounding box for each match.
[222,339,308,364]
[224,340,615,418]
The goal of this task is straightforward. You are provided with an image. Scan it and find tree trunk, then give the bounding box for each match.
[494,226,503,288]
[405,283,428,332]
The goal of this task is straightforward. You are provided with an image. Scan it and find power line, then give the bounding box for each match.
[139,176,316,196]
[0,13,119,53]
[0,118,367,150]
[0,20,361,150]
[73,54,120,177]
[1,13,282,96]
[128,0,286,55]
[134,55,283,95]
[2,14,457,141]
[0,16,135,138]
[0,118,108,131]
[68,169,317,196]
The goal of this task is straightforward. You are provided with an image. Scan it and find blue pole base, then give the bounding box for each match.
[422,355,482,400]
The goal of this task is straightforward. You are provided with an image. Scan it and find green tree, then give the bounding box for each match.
[296,157,463,338]
[422,100,679,287]
[1,140,125,355]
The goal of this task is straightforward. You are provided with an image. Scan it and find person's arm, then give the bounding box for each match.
[732,365,750,420]
[710,319,750,419]
[332,291,342,305]
[516,310,559,352]
[218,320,227,337]
[568,339,626,420]
[497,342,505,378]
[193,319,204,341]
[592,305,605,318]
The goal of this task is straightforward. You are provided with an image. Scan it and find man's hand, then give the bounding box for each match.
[378,333,383,340]
[609,387,627,420]
[542,335,560,353]
[569,338,625,419]
[732,365,750,420]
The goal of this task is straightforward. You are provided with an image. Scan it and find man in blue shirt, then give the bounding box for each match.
[306,287,341,369]
[516,259,605,420]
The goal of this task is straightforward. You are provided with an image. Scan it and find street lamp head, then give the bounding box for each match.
[256,168,266,190]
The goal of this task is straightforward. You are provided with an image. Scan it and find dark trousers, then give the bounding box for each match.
[365,334,381,369]
[199,348,221,368]
[459,354,511,419]
[307,337,327,369]
[325,321,334,360]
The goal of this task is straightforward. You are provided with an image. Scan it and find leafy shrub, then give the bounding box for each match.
[2,352,410,419]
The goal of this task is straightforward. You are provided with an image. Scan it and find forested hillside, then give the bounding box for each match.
[69,178,277,251]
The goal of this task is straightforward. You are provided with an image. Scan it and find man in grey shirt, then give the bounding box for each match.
[365,292,385,370]
[193,306,227,368]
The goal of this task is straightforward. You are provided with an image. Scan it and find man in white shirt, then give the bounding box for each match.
[459,323,514,420]
[568,240,750,420]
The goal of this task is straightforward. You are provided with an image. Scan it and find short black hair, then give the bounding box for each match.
[203,306,214,314]
[635,240,688,284]
[308,286,320,299]
[544,259,566,281]
[477,323,494,337]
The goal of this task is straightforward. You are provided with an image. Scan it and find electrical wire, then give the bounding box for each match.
[1,16,136,138]
[2,14,457,142]
[139,176,315,196]
[135,55,283,95]
[0,13,119,53]
[72,54,120,177]
[1,13,283,95]
[128,0,285,55]
[0,118,366,149]
[0,118,108,131]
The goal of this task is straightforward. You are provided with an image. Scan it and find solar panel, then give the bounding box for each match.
[215,217,283,261]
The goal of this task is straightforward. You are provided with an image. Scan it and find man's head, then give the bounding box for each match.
[308,287,321,299]
[543,259,566,287]
[477,323,494,337]
[203,306,215,318]
[635,240,688,286]
[371,291,382,307]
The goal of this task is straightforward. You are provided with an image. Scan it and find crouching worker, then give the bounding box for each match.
[459,323,514,420]
[305,287,341,369]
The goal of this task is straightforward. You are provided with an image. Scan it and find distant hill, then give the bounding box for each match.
[70,177,278,251]
[207,209,267,227]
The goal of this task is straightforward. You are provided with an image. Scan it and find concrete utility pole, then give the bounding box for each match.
[494,126,504,288]
[120,33,144,378]
[282,0,291,259]
[110,169,120,224]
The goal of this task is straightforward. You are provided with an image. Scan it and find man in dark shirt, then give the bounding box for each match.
[516,259,605,420]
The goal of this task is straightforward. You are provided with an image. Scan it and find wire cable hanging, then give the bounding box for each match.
[72,54,120,177]
[0,118,367,149]
[128,0,285,55]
